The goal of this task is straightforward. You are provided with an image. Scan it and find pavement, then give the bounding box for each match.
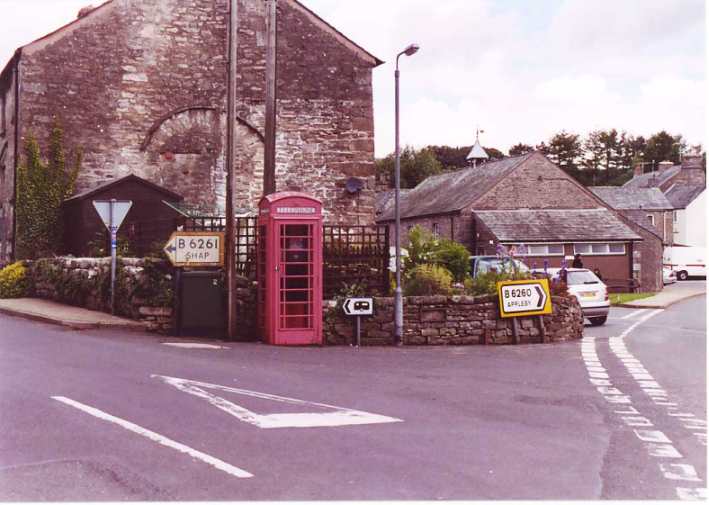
[0,298,144,330]
[616,279,706,308]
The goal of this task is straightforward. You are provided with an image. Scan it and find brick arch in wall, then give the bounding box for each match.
[140,106,265,211]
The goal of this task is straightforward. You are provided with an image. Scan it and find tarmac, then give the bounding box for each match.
[0,280,705,331]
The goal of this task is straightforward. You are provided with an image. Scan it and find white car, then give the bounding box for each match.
[662,267,676,285]
[532,268,609,326]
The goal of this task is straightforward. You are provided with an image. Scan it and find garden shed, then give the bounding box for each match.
[62,174,184,257]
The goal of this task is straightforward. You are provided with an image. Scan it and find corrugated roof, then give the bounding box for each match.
[590,186,673,210]
[624,166,680,188]
[664,184,705,209]
[377,152,535,221]
[474,209,642,242]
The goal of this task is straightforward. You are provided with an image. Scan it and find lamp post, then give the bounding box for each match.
[394,43,419,346]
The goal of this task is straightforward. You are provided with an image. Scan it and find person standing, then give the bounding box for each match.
[572,253,583,268]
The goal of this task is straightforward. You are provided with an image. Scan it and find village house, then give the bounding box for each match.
[376,151,665,291]
[0,0,382,264]
[623,153,706,247]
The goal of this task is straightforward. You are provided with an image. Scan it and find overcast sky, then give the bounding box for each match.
[1,0,705,157]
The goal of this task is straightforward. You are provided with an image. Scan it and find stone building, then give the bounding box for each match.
[623,154,706,247]
[376,151,665,291]
[0,0,382,263]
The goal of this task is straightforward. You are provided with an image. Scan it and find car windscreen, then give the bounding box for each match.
[566,271,600,285]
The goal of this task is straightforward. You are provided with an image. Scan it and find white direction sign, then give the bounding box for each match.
[163,231,224,267]
[343,297,374,316]
[497,279,552,318]
[92,200,133,233]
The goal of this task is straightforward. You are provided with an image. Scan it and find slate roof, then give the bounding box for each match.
[664,184,705,209]
[623,166,680,188]
[589,186,673,210]
[375,189,410,216]
[377,152,535,221]
[474,209,642,242]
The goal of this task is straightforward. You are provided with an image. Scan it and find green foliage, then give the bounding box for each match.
[15,121,82,259]
[376,146,443,189]
[464,269,532,296]
[404,264,453,296]
[403,225,470,283]
[86,231,132,257]
[509,143,534,156]
[0,262,30,298]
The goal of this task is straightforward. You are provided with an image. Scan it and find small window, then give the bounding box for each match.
[432,223,440,237]
[574,242,625,255]
[574,243,593,254]
[609,243,625,254]
[673,211,678,223]
[505,243,563,256]
[647,214,655,226]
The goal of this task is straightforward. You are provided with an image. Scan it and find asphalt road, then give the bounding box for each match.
[0,296,705,500]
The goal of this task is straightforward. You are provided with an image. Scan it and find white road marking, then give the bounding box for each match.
[153,375,403,429]
[162,343,229,349]
[634,429,672,443]
[51,396,253,478]
[622,416,653,427]
[660,463,702,482]
[646,443,682,458]
[621,309,648,320]
[676,487,708,500]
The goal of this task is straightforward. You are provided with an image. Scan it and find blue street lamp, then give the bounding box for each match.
[394,43,419,346]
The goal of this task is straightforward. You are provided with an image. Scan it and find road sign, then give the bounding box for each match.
[343,297,374,316]
[93,200,133,232]
[497,278,552,318]
[163,231,225,267]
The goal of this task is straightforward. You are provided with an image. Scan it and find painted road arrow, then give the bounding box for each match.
[497,279,552,318]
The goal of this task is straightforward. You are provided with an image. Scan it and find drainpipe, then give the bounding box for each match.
[11,50,21,262]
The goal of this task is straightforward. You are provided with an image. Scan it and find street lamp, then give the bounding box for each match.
[394,43,419,346]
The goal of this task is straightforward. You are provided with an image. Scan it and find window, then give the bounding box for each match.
[574,242,625,255]
[505,243,564,256]
[673,211,678,223]
[432,223,440,237]
[647,214,655,226]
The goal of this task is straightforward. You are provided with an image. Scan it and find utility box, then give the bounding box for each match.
[177,270,225,337]
[258,192,323,345]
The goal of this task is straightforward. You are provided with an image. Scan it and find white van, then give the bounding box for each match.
[663,246,706,280]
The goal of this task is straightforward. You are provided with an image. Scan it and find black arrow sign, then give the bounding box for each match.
[535,285,544,309]
[343,299,351,315]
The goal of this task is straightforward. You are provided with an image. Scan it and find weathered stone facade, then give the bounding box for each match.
[324,294,584,346]
[0,0,381,263]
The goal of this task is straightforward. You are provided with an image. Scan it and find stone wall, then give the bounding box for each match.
[324,294,584,346]
[29,257,176,332]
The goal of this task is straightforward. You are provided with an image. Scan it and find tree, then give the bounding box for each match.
[375,146,443,189]
[484,147,505,160]
[15,121,82,259]
[426,144,505,170]
[644,131,685,165]
[508,143,534,156]
[538,131,583,175]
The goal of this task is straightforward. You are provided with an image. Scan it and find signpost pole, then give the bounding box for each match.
[355,316,361,347]
[110,199,116,315]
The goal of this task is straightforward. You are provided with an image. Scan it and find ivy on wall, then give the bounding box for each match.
[15,120,82,259]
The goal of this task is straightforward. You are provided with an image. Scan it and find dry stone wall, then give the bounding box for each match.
[324,294,584,346]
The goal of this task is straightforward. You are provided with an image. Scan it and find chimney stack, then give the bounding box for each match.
[657,160,674,173]
[77,5,95,18]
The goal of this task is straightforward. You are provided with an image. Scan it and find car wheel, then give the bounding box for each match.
[589,316,607,326]
[677,270,689,281]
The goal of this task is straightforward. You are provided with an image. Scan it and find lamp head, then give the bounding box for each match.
[403,44,420,56]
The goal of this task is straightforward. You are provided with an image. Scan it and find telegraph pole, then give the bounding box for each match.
[225,0,239,339]
[263,0,277,195]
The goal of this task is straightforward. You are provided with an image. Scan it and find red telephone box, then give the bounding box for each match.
[258,192,323,345]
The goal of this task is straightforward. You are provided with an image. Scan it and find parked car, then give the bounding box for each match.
[470,256,529,278]
[663,246,706,280]
[532,267,609,326]
[662,267,676,285]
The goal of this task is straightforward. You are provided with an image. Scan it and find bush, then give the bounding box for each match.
[465,269,533,296]
[403,225,470,282]
[404,264,453,296]
[0,262,31,298]
[431,239,470,282]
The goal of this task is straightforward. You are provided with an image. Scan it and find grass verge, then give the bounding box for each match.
[609,292,655,305]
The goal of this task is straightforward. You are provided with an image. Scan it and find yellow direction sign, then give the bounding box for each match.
[163,231,225,267]
[497,278,552,318]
